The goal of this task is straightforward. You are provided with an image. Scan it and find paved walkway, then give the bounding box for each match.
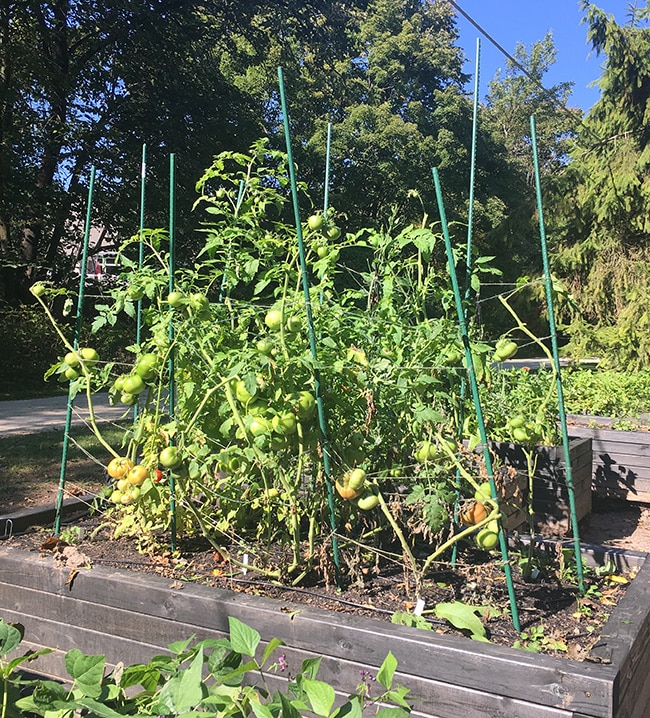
[0,394,130,436]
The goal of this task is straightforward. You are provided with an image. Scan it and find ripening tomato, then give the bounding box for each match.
[107,457,133,479]
[335,480,360,500]
[460,501,487,526]
[127,464,148,486]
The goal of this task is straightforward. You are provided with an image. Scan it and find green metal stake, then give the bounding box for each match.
[324,122,332,215]
[136,143,147,347]
[167,153,177,552]
[277,67,341,584]
[465,37,481,299]
[433,167,521,631]
[134,144,147,423]
[55,166,96,534]
[530,115,585,593]
[452,38,482,566]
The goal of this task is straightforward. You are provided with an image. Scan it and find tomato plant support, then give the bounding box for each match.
[54,166,96,535]
[167,153,178,552]
[134,143,147,423]
[452,37,482,568]
[432,166,521,631]
[278,67,341,584]
[530,115,585,593]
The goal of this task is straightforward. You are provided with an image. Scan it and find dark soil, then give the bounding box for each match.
[4,507,636,662]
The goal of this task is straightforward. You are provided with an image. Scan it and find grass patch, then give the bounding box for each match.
[0,423,128,512]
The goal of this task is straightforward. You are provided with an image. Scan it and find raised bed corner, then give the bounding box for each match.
[567,415,650,503]
[488,437,593,535]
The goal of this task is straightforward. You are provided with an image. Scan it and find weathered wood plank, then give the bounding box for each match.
[0,545,623,717]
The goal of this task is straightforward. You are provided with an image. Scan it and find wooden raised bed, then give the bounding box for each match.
[488,437,593,535]
[1,532,649,717]
[567,415,650,504]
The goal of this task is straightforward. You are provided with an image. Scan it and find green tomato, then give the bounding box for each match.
[235,379,255,404]
[256,338,273,355]
[167,291,184,308]
[475,528,499,550]
[79,347,99,367]
[122,374,146,395]
[495,338,518,361]
[249,416,271,437]
[296,390,316,420]
[474,481,492,501]
[159,446,181,469]
[30,282,46,297]
[135,353,160,380]
[347,468,367,491]
[508,414,526,429]
[512,426,530,443]
[190,293,210,313]
[127,284,145,300]
[414,441,437,463]
[265,309,283,331]
[64,351,80,368]
[357,492,380,510]
[113,374,127,392]
[307,214,325,232]
[271,412,298,436]
[64,366,80,380]
[327,226,341,241]
[120,392,137,406]
[286,315,302,333]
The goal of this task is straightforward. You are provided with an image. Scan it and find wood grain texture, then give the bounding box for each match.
[2,543,648,717]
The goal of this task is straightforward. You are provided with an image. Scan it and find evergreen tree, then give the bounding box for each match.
[550,1,650,368]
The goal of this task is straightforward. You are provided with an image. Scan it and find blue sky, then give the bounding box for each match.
[452,1,639,111]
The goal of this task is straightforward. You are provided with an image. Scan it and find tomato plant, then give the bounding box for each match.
[37,139,528,589]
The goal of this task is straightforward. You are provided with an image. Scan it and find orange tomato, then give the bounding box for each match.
[127,464,148,486]
[460,500,487,526]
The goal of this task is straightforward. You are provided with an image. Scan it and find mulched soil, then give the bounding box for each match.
[4,508,635,662]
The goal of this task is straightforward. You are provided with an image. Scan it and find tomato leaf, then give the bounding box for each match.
[0,620,22,656]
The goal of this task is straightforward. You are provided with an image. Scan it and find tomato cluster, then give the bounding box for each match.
[60,347,99,381]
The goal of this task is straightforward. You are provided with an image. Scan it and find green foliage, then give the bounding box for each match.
[1,616,411,717]
[562,368,650,420]
[550,3,650,369]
